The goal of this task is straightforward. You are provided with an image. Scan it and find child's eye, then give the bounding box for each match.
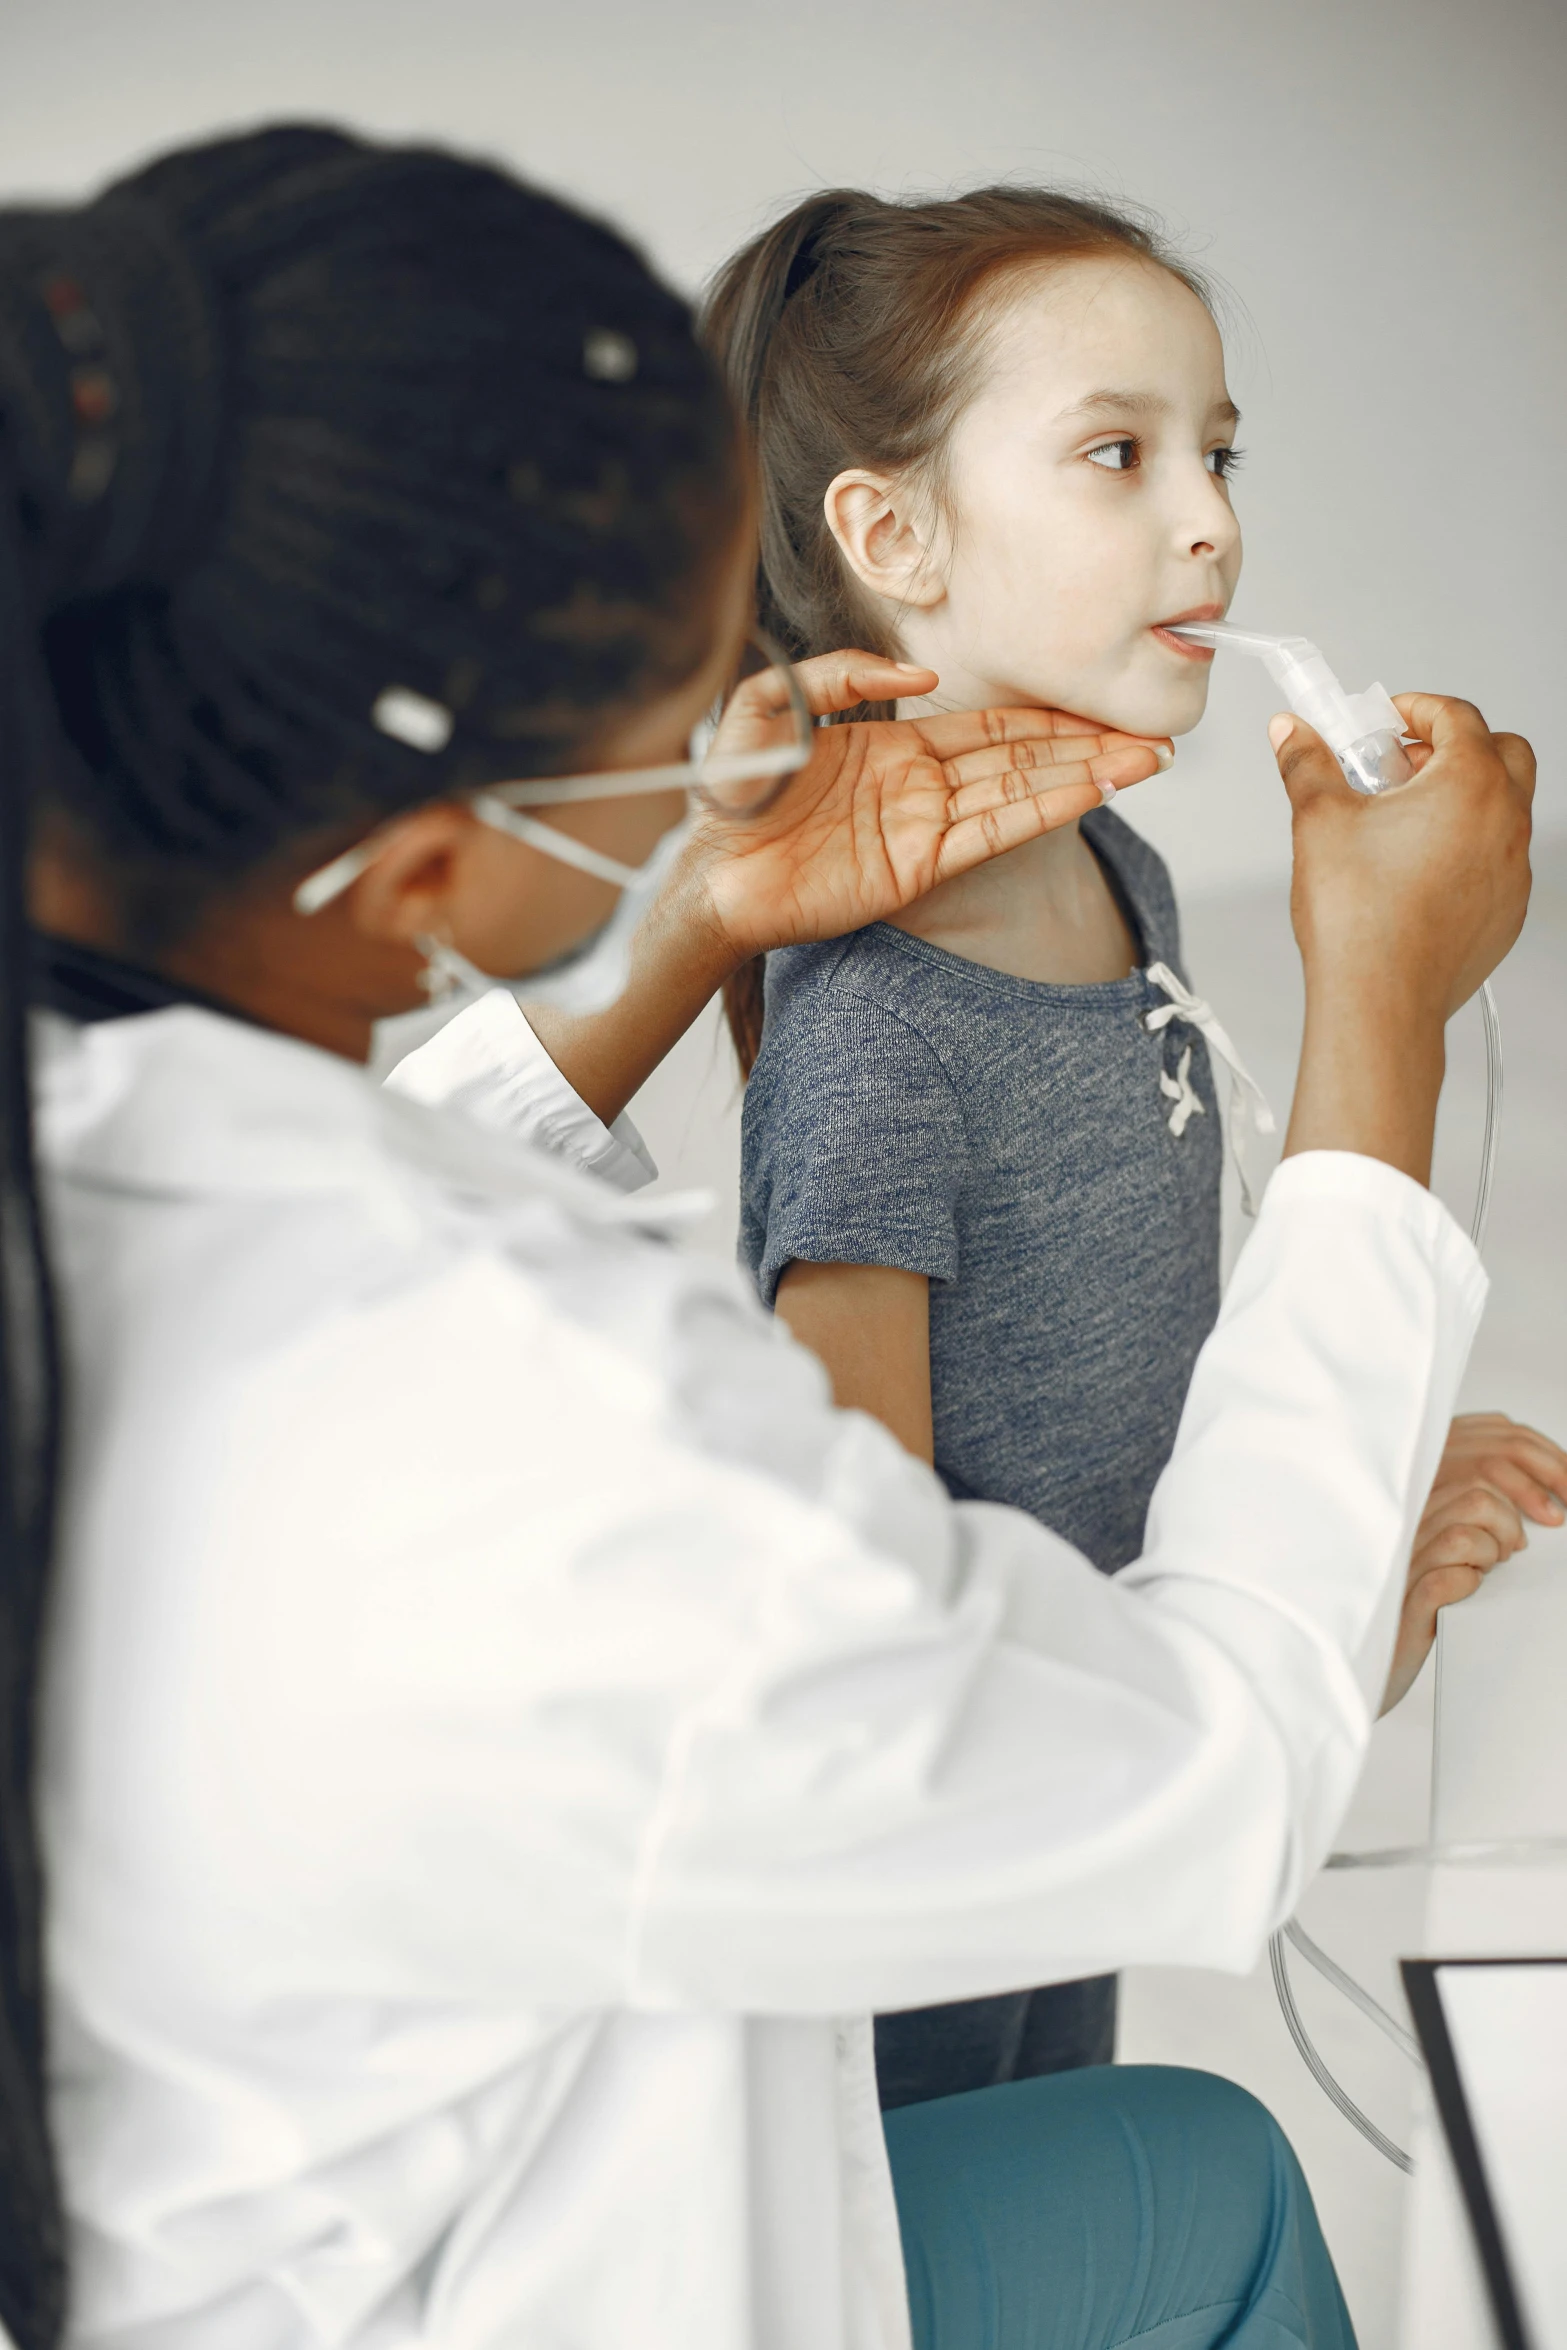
[1085,438,1139,472]
[1207,444,1246,480]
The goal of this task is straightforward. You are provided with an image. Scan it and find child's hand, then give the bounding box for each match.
[1380,1413,1567,1712]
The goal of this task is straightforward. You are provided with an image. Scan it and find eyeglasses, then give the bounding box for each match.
[294,628,814,914]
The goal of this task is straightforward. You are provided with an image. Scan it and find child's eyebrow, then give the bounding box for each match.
[1054,389,1243,429]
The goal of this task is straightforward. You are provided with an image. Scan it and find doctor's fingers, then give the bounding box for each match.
[941,731,1169,794]
[915,702,1174,764]
[1392,694,1538,807]
[944,745,1162,821]
[933,780,1109,880]
[787,649,937,717]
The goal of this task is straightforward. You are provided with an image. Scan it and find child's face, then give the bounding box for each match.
[911,257,1242,738]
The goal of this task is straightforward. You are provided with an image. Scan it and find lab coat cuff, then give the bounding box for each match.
[1261,1148,1487,1311]
[382,989,657,1194]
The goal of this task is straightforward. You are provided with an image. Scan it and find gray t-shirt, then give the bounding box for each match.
[739,808,1223,1573]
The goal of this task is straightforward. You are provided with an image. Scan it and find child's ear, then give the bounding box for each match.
[823,470,946,614]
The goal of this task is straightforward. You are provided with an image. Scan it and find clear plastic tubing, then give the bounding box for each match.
[1165,619,1414,796]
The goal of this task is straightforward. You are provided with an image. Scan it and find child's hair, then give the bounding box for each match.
[0,124,741,2350]
[702,185,1209,1073]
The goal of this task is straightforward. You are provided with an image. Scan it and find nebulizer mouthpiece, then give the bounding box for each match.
[1166,620,1414,796]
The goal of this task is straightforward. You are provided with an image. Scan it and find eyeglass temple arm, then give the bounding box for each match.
[497,742,804,809]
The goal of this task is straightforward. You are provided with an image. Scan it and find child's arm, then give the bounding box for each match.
[1380,1412,1567,1712]
[775,1261,935,1465]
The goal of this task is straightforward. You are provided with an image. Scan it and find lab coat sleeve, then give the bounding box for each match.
[382,987,656,1192]
[207,1151,1482,2018]
[619,1152,1486,2008]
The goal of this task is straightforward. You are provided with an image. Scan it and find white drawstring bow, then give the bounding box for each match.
[1144,961,1276,1217]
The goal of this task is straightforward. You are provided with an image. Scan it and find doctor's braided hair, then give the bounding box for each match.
[703,184,1210,1073]
[0,123,742,2348]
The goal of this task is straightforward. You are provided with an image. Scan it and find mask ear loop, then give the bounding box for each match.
[292,836,380,916]
[292,791,660,919]
[413,930,492,1003]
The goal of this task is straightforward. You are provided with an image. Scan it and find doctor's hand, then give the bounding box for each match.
[689,650,1171,961]
[522,651,1172,1120]
[1279,692,1534,1187]
[1380,1413,1567,1712]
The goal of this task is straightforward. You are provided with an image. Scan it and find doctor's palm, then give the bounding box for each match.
[695,649,1170,961]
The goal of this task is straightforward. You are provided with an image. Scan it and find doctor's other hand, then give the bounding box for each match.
[1277,693,1534,1185]
[1379,1412,1567,1713]
[690,650,1171,962]
[1279,692,1534,1027]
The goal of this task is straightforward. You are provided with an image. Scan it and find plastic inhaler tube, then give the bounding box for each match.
[1166,620,1415,796]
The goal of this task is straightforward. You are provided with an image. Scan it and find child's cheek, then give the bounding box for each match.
[1010,536,1154,704]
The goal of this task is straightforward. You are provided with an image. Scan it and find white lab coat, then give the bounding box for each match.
[34,995,1484,2350]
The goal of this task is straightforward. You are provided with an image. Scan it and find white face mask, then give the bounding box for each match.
[416,810,698,1017]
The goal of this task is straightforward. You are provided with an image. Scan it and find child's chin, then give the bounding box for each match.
[1070,695,1206,744]
[1102,674,1210,742]
[1010,664,1208,740]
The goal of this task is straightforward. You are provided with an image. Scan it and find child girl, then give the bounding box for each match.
[705,188,1567,2109]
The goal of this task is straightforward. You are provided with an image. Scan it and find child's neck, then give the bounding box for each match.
[887,692,1140,985]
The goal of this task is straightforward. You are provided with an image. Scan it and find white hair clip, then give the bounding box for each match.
[371,685,454,755]
[583,328,638,383]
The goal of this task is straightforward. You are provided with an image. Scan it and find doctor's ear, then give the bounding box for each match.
[334,803,483,949]
[823,470,947,614]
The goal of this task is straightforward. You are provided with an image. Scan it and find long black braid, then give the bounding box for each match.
[0,123,742,2347]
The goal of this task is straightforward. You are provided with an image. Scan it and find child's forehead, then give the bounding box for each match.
[975,255,1228,411]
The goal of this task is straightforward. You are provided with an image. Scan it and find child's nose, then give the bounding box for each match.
[1180,472,1242,562]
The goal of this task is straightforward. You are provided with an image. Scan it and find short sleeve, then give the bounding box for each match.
[740,984,968,1307]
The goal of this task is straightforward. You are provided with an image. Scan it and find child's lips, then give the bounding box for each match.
[1150,605,1224,662]
[1151,625,1216,662]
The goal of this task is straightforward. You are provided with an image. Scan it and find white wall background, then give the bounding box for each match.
[2,0,1564,900]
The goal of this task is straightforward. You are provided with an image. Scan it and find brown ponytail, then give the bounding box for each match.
[702,185,1210,1077]
[722,958,768,1080]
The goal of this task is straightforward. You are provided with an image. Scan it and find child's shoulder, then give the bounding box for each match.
[754,930,959,1103]
[764,926,949,1034]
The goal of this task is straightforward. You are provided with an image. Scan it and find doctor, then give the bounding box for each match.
[4,126,1533,2350]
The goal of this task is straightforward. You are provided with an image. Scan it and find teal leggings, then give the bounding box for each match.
[884,2066,1357,2350]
